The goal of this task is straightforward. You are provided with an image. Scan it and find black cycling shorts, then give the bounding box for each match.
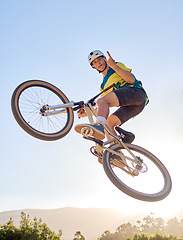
[112,87,146,125]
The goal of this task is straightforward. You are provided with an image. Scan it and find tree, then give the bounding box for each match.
[116,222,139,237]
[73,231,85,240]
[165,217,183,237]
[131,232,149,240]
[128,232,183,240]
[0,212,62,240]
[0,217,21,239]
[98,230,113,240]
[140,213,165,234]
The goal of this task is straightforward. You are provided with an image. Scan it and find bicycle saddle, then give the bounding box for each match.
[115,126,135,143]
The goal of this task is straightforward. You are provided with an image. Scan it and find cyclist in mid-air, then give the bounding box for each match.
[75,50,149,142]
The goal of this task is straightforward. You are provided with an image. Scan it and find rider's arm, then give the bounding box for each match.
[106,51,135,84]
[111,64,135,83]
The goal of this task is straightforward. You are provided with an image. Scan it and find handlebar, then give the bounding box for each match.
[72,101,84,111]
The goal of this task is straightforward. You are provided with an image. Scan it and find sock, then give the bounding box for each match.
[96,116,106,126]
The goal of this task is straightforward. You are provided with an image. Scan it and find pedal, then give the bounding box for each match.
[81,126,94,137]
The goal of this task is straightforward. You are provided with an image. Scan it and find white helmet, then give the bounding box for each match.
[88,50,105,65]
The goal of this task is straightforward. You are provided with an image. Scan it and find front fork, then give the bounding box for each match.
[39,101,84,116]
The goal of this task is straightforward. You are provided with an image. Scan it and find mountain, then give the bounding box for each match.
[1,207,183,240]
[0,207,143,240]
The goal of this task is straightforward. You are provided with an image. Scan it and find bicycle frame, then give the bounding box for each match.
[41,98,141,174]
[84,103,141,171]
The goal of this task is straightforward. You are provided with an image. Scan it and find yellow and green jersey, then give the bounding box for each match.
[100,62,149,104]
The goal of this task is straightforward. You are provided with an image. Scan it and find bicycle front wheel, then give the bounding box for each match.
[102,143,172,202]
[11,80,74,141]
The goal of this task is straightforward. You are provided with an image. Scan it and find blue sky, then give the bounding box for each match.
[1,0,183,218]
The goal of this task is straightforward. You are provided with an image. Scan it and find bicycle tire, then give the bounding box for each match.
[102,143,172,202]
[11,80,74,141]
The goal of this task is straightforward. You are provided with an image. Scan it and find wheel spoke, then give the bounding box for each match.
[18,85,69,134]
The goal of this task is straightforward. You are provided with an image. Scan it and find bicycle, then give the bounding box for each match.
[11,80,172,202]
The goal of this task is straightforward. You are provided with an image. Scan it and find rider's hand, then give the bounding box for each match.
[77,109,87,118]
[106,51,116,69]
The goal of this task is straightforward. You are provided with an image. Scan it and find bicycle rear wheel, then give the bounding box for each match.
[11,80,74,141]
[102,143,172,202]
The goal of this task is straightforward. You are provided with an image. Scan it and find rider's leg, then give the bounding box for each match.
[75,91,119,140]
[98,114,125,166]
[92,91,120,139]
[105,115,121,141]
[104,88,146,141]
[96,91,119,121]
[75,87,145,140]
